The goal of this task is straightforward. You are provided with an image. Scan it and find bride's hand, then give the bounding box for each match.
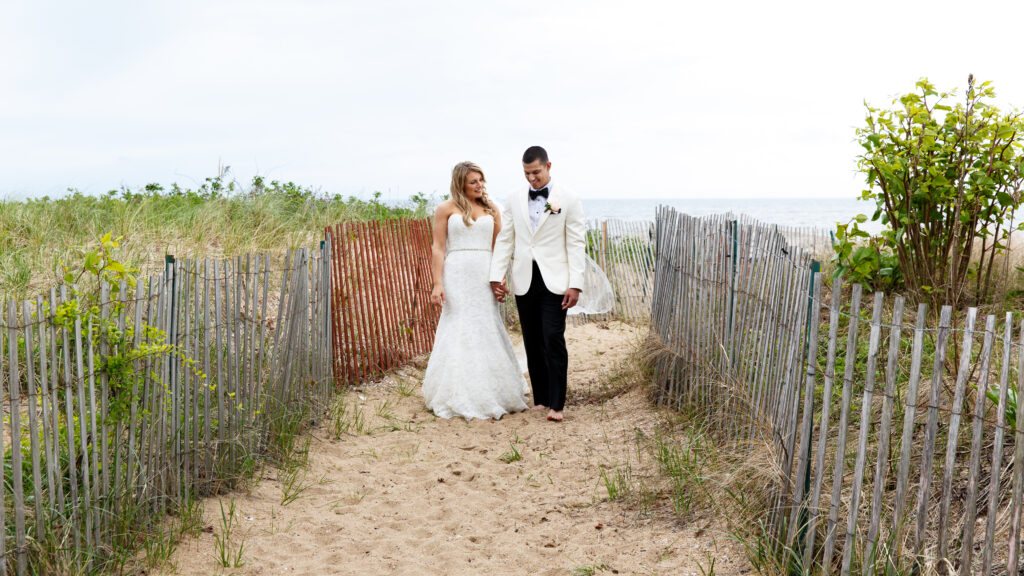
[489,281,507,303]
[430,286,445,306]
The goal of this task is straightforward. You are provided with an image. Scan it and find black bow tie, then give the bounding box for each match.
[529,187,549,200]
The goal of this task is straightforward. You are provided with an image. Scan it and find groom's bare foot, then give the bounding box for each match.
[531,404,548,411]
[546,410,563,422]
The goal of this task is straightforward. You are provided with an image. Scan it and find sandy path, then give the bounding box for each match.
[159,322,748,575]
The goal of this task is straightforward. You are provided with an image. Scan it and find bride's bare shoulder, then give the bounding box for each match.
[434,200,457,218]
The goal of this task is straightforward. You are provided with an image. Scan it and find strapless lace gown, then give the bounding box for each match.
[422,214,529,420]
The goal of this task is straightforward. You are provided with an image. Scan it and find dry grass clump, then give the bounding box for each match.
[591,331,798,572]
[568,324,651,405]
[601,331,779,488]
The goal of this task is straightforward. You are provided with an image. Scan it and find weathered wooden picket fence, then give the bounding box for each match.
[775,223,833,258]
[583,219,655,324]
[651,205,1024,574]
[691,212,833,259]
[0,245,332,574]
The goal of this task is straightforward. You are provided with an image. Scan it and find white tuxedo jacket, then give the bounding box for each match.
[489,183,586,296]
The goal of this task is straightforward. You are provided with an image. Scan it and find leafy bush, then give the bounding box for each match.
[842,76,1024,308]
[831,215,902,291]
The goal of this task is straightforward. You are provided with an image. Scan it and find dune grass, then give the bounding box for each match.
[0,175,431,299]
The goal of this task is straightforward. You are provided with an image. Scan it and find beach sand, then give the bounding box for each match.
[157,321,747,575]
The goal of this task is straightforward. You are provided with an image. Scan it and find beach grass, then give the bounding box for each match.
[0,175,431,299]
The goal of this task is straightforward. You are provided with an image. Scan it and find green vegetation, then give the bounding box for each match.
[0,179,361,572]
[650,426,710,519]
[833,76,1024,311]
[599,464,631,502]
[571,564,610,576]
[330,393,367,437]
[213,498,246,568]
[0,175,431,298]
[824,80,1024,572]
[0,234,201,574]
[499,432,523,464]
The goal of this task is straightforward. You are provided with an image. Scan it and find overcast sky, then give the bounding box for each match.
[3,0,1024,202]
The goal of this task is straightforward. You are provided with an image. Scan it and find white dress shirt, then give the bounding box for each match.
[528,182,551,232]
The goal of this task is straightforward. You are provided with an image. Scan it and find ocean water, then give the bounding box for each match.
[581,197,883,234]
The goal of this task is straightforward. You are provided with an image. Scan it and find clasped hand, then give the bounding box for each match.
[489,281,509,303]
[490,282,580,310]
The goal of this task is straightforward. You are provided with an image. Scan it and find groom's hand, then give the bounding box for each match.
[490,281,508,303]
[561,288,580,310]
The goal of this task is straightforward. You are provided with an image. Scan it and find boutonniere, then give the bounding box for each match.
[544,199,561,214]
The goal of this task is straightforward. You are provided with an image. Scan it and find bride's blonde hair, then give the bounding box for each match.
[450,161,498,227]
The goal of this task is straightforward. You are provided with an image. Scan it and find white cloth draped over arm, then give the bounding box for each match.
[567,254,616,316]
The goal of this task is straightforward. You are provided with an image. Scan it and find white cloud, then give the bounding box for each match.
[3,0,1024,200]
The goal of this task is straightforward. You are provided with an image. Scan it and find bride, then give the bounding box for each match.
[421,161,529,420]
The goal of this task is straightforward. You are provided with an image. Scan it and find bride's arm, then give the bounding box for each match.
[430,201,453,305]
[489,199,514,283]
[491,205,503,250]
[489,198,515,302]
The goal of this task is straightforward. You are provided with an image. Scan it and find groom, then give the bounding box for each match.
[489,146,586,422]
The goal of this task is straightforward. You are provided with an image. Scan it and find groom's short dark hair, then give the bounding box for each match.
[522,146,549,164]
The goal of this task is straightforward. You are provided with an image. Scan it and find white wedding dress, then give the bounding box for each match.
[422,213,529,420]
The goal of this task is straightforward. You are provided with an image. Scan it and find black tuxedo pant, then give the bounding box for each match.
[515,262,568,411]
